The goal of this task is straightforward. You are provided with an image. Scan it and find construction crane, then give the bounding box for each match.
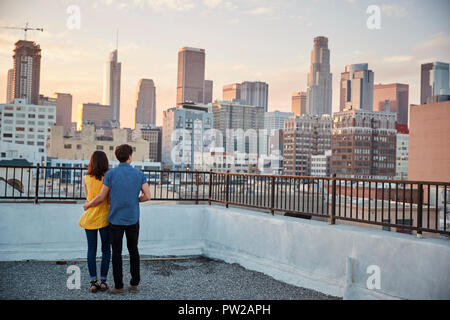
[0,22,43,40]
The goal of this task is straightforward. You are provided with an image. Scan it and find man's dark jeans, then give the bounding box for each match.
[109,222,140,289]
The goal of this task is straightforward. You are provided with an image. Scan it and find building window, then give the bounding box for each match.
[77,144,82,150]
[96,145,104,150]
[64,144,72,149]
[109,146,114,151]
[28,114,35,118]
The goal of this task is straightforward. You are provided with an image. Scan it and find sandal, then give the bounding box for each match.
[99,280,109,292]
[90,280,100,293]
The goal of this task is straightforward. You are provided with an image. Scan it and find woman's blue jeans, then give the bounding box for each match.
[85,225,111,281]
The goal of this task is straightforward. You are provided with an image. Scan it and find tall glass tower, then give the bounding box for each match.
[103,49,121,127]
[306,36,332,116]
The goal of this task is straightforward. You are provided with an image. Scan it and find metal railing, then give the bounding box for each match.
[0,164,210,203]
[208,172,449,237]
[1,165,449,237]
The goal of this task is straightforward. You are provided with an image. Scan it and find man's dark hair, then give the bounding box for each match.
[115,144,133,163]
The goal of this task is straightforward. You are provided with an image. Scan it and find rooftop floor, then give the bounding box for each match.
[0,256,339,300]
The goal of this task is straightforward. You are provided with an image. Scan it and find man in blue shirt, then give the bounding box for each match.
[83,144,151,294]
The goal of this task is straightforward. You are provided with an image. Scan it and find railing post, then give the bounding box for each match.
[225,170,230,208]
[417,183,423,238]
[34,164,40,205]
[195,170,199,205]
[270,176,275,216]
[330,173,336,225]
[208,169,212,205]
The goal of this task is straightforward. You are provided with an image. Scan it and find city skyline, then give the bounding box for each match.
[0,0,449,128]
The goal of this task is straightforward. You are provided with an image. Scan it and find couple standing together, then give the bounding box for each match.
[79,144,151,294]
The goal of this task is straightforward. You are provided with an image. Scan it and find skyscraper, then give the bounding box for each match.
[222,83,241,101]
[135,79,156,126]
[54,93,73,135]
[11,40,41,105]
[421,62,450,105]
[240,81,268,111]
[203,80,213,104]
[306,36,332,116]
[176,47,206,105]
[340,63,374,111]
[6,69,13,103]
[103,49,121,126]
[421,62,450,104]
[291,91,307,116]
[373,83,409,125]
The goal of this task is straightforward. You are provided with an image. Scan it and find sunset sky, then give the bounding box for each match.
[0,0,449,128]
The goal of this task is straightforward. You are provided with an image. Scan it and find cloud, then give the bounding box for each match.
[381,4,408,18]
[413,32,450,63]
[383,55,414,63]
[146,0,196,11]
[203,0,222,8]
[246,7,272,15]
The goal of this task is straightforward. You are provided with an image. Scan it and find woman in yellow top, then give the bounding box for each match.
[79,151,111,293]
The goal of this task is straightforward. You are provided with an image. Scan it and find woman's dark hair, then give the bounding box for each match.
[115,144,133,163]
[87,151,109,181]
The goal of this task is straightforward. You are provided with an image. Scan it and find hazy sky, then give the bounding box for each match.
[0,0,449,127]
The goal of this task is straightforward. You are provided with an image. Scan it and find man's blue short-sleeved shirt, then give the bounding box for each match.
[103,162,147,226]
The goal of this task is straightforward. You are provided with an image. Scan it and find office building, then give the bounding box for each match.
[54,93,73,135]
[283,114,332,176]
[373,83,409,125]
[103,49,121,126]
[292,91,307,116]
[396,124,409,180]
[409,99,450,182]
[306,36,332,116]
[47,125,149,161]
[212,100,264,155]
[134,124,162,162]
[162,103,213,170]
[0,98,55,162]
[176,47,206,105]
[11,40,41,105]
[240,81,269,111]
[311,150,332,177]
[340,63,374,112]
[76,103,111,133]
[203,80,213,104]
[421,62,450,104]
[222,83,241,101]
[331,109,397,179]
[135,79,156,126]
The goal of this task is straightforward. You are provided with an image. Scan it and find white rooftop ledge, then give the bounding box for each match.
[0,203,449,300]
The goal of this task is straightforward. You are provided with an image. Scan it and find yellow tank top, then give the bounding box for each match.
[79,175,110,230]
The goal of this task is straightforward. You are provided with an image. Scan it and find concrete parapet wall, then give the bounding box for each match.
[0,203,449,299]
